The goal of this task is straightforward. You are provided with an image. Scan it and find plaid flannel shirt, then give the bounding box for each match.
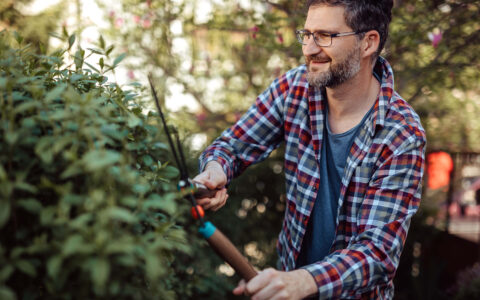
[199,57,426,299]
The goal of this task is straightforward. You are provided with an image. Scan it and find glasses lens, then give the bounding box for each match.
[313,32,331,47]
[296,31,307,44]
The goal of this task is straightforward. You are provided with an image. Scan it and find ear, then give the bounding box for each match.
[361,30,380,59]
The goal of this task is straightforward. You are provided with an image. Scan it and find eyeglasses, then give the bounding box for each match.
[295,30,368,47]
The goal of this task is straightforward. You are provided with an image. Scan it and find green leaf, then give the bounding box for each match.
[4,132,18,146]
[160,165,180,179]
[70,74,83,83]
[145,252,165,281]
[143,193,177,215]
[0,201,10,229]
[39,42,46,54]
[45,84,67,103]
[60,161,83,179]
[106,45,114,56]
[47,256,62,279]
[83,150,121,172]
[13,31,23,45]
[0,78,7,89]
[68,34,76,50]
[35,136,55,164]
[99,57,104,70]
[13,101,40,115]
[62,194,84,205]
[74,49,85,70]
[14,182,38,194]
[0,265,14,282]
[62,26,69,38]
[39,206,56,225]
[62,235,84,256]
[133,183,150,194]
[0,165,7,181]
[113,53,127,67]
[0,286,16,300]
[103,207,137,224]
[104,238,135,255]
[92,258,110,289]
[143,155,154,166]
[16,260,37,277]
[127,114,141,128]
[84,62,100,73]
[11,247,24,259]
[70,213,93,229]
[17,199,42,213]
[52,136,74,154]
[87,48,103,55]
[99,35,106,50]
[119,196,137,208]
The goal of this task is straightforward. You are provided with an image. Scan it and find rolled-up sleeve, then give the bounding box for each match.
[199,74,290,181]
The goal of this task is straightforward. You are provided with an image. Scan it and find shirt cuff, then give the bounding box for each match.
[301,262,343,299]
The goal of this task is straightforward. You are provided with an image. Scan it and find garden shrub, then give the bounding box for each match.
[0,31,191,299]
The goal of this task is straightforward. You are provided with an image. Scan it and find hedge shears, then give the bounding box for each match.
[148,75,257,281]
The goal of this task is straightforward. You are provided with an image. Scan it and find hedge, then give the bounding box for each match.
[0,31,191,299]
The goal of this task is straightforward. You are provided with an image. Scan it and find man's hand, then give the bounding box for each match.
[192,161,228,211]
[232,268,318,300]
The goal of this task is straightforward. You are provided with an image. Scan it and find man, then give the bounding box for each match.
[194,0,426,299]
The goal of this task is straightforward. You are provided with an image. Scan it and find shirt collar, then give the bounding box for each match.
[368,56,394,137]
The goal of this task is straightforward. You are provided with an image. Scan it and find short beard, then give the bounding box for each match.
[306,44,362,88]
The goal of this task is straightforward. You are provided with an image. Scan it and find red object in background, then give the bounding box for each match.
[427,151,454,189]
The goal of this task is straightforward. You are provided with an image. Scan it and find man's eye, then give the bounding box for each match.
[314,32,331,38]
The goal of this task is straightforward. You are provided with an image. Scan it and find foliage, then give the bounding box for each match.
[389,0,480,152]
[0,31,192,299]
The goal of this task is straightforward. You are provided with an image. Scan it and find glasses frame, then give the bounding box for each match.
[295,30,368,47]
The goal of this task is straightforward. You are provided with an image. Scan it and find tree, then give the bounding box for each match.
[0,0,65,53]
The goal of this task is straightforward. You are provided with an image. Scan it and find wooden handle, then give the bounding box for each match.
[199,222,257,281]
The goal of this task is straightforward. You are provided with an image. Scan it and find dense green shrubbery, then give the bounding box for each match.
[0,31,191,299]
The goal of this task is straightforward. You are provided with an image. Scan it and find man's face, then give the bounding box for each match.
[303,5,363,88]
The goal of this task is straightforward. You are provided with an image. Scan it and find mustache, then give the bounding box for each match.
[306,55,331,63]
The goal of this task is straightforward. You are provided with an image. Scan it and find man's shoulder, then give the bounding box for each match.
[382,91,426,145]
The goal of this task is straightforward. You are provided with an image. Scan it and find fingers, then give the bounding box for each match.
[244,268,275,296]
[192,171,219,189]
[232,279,246,296]
[211,194,228,211]
[196,188,228,211]
[193,162,228,211]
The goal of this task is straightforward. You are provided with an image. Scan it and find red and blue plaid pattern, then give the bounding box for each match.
[200,57,426,299]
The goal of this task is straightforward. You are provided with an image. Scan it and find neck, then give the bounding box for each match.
[325,62,380,133]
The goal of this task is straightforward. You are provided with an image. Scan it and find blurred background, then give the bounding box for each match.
[1,0,480,299]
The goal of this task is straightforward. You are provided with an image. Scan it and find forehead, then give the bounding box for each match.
[304,5,350,32]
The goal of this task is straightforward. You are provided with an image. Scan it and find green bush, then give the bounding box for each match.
[0,31,191,299]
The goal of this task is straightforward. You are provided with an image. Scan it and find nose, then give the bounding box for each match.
[302,37,321,57]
